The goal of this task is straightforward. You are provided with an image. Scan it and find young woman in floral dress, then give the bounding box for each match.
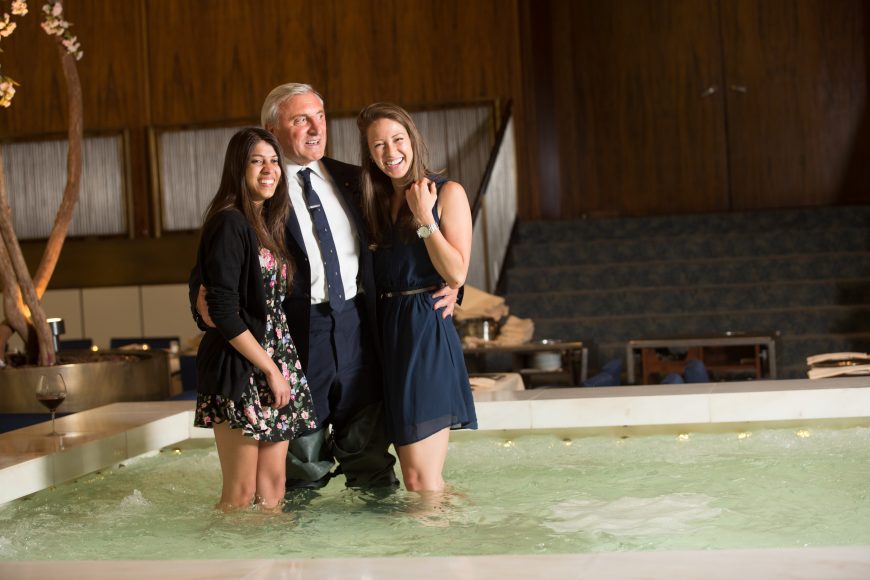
[193,127,317,511]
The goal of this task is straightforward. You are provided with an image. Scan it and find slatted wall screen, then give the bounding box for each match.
[156,126,240,232]
[327,104,495,209]
[156,104,495,233]
[0,135,127,240]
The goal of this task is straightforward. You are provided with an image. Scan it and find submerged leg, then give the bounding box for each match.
[285,428,334,490]
[256,439,289,510]
[332,402,398,489]
[396,427,450,492]
[212,421,259,510]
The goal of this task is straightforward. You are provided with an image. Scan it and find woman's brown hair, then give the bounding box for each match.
[357,102,432,245]
[203,127,293,282]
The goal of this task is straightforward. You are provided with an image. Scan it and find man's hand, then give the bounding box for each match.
[197,285,216,328]
[432,285,459,319]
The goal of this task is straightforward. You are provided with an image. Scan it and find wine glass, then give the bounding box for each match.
[36,373,67,436]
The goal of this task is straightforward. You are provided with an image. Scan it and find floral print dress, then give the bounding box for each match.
[194,247,317,442]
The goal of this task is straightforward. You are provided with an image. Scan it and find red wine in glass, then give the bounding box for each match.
[36,373,67,436]
[37,394,66,412]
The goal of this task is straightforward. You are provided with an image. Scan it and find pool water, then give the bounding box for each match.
[1,427,869,560]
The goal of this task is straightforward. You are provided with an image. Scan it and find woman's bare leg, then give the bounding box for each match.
[256,440,290,510]
[396,428,450,492]
[213,421,259,511]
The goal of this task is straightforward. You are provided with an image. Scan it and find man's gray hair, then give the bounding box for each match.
[261,83,325,128]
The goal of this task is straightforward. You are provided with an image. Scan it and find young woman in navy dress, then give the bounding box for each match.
[356,103,477,492]
[193,127,317,511]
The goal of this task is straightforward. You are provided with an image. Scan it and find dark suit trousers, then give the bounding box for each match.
[285,296,397,488]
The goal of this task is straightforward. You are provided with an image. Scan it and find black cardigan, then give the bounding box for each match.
[190,157,384,374]
[195,209,268,401]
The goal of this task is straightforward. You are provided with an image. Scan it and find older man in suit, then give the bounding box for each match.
[193,83,458,490]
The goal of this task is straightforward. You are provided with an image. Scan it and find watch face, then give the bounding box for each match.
[416,225,431,238]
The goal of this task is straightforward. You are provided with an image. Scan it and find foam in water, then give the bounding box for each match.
[119,489,152,509]
[544,493,722,535]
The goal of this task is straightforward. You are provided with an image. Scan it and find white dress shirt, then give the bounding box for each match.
[287,159,360,304]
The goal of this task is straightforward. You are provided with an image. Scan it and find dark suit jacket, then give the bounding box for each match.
[189,157,383,377]
[280,157,382,371]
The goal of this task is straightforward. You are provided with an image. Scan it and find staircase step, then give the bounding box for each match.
[499,207,870,382]
[501,252,870,293]
[505,278,870,318]
[509,227,870,266]
[515,205,870,243]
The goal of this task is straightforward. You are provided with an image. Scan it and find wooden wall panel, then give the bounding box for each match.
[518,0,560,219]
[520,0,869,217]
[0,0,146,135]
[1,0,524,287]
[546,0,730,217]
[145,0,329,126]
[720,0,869,208]
[145,0,522,125]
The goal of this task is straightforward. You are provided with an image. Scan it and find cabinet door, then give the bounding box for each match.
[720,0,868,208]
[552,0,730,215]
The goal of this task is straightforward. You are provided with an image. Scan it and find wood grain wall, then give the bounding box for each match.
[523,0,870,218]
[0,0,524,287]
[0,0,867,287]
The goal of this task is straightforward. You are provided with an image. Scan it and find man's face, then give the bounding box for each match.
[267,91,327,165]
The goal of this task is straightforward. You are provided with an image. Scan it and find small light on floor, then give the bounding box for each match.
[796,429,811,438]
[90,345,99,352]
[173,448,182,455]
[503,440,514,448]
[562,439,573,446]
[737,432,751,440]
[677,433,690,441]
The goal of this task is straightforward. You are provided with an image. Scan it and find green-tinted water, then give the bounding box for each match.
[1,427,869,560]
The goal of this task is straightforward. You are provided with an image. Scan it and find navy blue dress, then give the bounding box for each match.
[373,179,478,446]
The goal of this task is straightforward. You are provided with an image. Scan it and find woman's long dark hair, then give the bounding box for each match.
[357,102,432,245]
[203,127,293,281]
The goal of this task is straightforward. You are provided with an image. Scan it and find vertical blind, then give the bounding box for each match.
[1,135,127,239]
[155,104,495,232]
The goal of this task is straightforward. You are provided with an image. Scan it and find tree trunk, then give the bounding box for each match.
[0,5,84,367]
[33,48,84,297]
[0,173,55,366]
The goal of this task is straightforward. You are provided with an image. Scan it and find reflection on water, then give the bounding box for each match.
[544,494,722,535]
[1,427,869,560]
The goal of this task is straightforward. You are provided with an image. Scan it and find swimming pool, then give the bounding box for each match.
[1,426,869,560]
[1,377,869,578]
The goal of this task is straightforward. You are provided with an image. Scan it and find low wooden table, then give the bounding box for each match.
[625,332,778,385]
[463,340,588,388]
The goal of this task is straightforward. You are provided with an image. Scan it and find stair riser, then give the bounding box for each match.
[510,229,870,266]
[516,207,870,243]
[501,255,870,293]
[506,281,870,318]
[532,309,870,344]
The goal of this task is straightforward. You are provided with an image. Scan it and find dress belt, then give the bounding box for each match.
[378,284,441,299]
